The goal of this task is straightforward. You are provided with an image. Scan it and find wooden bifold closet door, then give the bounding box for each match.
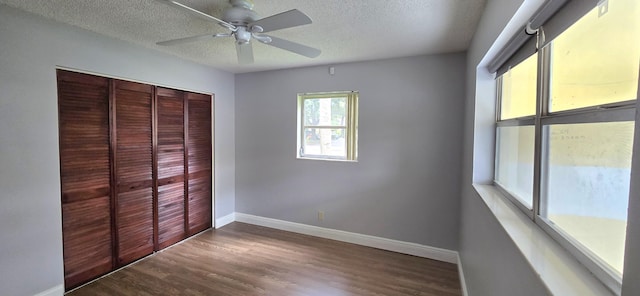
[156,87,187,249]
[186,93,212,234]
[58,71,113,289]
[58,70,212,290]
[112,80,155,265]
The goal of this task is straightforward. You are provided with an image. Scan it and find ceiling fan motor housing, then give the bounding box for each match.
[224,0,258,25]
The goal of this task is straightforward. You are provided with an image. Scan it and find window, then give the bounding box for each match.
[494,0,639,292]
[499,54,537,120]
[495,53,538,210]
[495,125,535,208]
[297,91,358,161]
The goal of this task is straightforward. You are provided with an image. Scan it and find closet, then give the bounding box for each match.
[57,70,212,289]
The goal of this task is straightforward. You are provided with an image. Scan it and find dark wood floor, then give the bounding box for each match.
[68,222,461,296]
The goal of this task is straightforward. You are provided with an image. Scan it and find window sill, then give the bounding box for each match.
[296,156,358,163]
[472,184,615,296]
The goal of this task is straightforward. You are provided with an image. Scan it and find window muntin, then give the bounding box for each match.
[541,121,634,275]
[500,54,538,120]
[549,0,640,112]
[297,92,358,161]
[494,0,639,288]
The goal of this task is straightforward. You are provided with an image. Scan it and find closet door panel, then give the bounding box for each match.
[115,186,154,261]
[61,197,112,288]
[156,87,186,249]
[186,93,212,234]
[57,70,113,289]
[187,171,211,233]
[157,181,185,247]
[113,80,154,265]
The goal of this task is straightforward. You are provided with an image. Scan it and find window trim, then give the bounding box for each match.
[296,91,358,161]
[493,12,639,293]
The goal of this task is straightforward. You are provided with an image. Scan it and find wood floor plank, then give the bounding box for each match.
[68,222,461,296]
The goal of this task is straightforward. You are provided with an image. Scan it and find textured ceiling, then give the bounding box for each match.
[0,0,486,73]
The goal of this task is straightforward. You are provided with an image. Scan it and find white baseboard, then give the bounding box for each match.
[34,284,64,296]
[234,212,458,264]
[457,254,469,296]
[215,212,235,228]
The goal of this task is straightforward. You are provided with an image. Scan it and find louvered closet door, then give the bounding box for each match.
[186,93,212,234]
[57,70,113,289]
[156,87,186,249]
[113,80,154,265]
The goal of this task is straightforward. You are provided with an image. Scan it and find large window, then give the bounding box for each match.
[494,0,639,291]
[297,91,358,161]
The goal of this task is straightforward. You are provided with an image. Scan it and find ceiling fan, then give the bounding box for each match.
[156,0,321,64]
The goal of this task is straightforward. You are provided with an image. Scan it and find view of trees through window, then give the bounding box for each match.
[303,97,347,157]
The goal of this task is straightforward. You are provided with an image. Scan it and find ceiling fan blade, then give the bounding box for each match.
[261,35,321,58]
[250,9,312,33]
[157,33,229,46]
[236,42,255,64]
[156,0,236,30]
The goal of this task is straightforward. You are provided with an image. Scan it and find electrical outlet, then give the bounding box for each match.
[318,210,324,221]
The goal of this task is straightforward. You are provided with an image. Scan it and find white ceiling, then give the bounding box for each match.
[0,0,486,73]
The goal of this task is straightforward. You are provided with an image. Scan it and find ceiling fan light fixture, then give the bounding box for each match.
[235,26,252,44]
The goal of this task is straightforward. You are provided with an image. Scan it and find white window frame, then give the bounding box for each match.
[296,91,358,161]
[494,20,638,295]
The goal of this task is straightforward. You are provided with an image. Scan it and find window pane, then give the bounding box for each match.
[541,122,634,275]
[495,126,535,208]
[500,54,538,120]
[549,0,640,112]
[302,128,346,157]
[303,97,347,126]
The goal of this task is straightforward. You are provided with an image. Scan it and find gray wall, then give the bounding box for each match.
[0,5,235,295]
[235,54,466,250]
[458,0,552,295]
